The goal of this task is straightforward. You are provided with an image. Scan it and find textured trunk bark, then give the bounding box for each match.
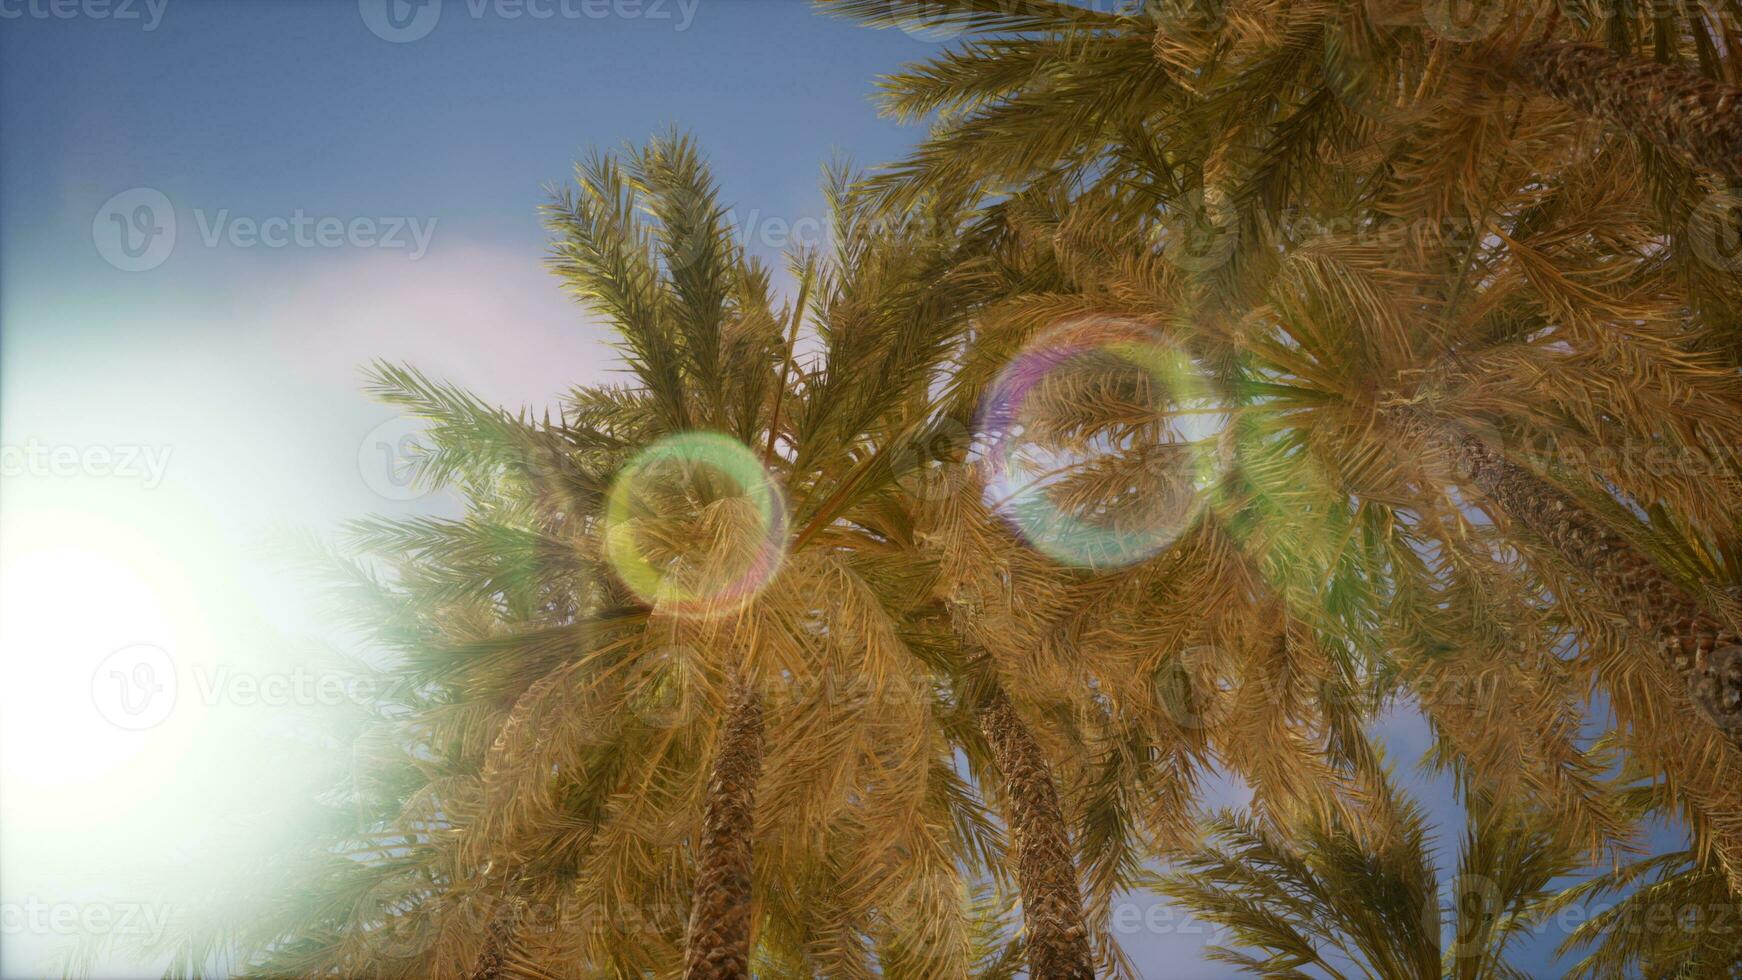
[466,900,517,980]
[979,685,1096,979]
[682,679,764,980]
[1496,40,1742,183]
[1404,413,1742,739]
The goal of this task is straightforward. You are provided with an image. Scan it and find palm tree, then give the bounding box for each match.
[1553,849,1742,977]
[830,0,1742,878]
[683,678,764,980]
[73,136,994,978]
[820,0,1742,370]
[821,2,1742,205]
[974,680,1095,978]
[118,135,1124,979]
[933,163,1742,873]
[894,326,1395,971]
[1547,776,1742,978]
[803,425,1106,974]
[1385,406,1742,737]
[805,154,1634,972]
[1160,768,1588,978]
[415,134,996,977]
[1491,37,1742,182]
[376,146,1105,978]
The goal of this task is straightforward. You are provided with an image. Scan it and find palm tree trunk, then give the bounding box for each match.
[683,679,764,980]
[467,899,517,980]
[1411,414,1742,738]
[979,684,1096,979]
[1495,40,1742,182]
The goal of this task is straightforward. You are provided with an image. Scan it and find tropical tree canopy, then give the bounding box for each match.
[79,2,1742,975]
[1161,766,1588,980]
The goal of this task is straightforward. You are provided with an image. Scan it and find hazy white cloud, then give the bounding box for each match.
[258,241,619,407]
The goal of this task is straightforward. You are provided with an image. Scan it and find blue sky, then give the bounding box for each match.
[0,2,1668,977]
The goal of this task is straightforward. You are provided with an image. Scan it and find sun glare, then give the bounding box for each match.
[0,510,214,829]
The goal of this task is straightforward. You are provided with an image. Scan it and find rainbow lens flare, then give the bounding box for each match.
[977,317,1227,569]
[603,432,788,617]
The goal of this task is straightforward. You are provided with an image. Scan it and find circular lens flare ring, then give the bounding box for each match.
[977,317,1228,569]
[603,432,789,618]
